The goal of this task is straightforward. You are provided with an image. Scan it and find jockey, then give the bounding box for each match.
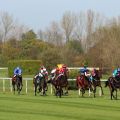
[57,64,69,76]
[50,68,57,80]
[39,65,48,76]
[112,67,120,81]
[39,65,48,80]
[80,64,91,82]
[57,64,63,74]
[34,65,48,85]
[34,65,48,79]
[51,64,62,78]
[14,66,23,85]
[50,64,69,80]
[90,68,96,82]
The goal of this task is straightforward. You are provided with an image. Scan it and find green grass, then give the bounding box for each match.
[0,70,120,120]
[0,87,120,120]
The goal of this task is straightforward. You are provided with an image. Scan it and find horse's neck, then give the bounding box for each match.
[78,75,84,82]
[12,77,16,81]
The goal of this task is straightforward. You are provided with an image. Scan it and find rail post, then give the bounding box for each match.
[3,79,5,92]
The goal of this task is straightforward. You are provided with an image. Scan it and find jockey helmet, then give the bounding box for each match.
[16,66,20,69]
[83,61,88,68]
[57,64,63,69]
[43,68,46,72]
[83,63,87,68]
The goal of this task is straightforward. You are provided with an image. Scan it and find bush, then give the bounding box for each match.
[8,60,42,77]
[68,69,80,90]
[69,69,79,78]
[68,81,77,90]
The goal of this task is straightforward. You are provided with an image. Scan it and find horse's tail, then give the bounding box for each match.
[105,80,108,87]
[105,77,112,87]
[76,77,78,88]
[76,76,80,88]
[33,78,35,84]
[47,79,52,83]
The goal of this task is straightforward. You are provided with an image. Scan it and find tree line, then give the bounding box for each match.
[0,10,120,72]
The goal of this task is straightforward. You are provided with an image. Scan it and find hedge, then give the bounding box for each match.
[69,69,80,79]
[8,60,42,77]
[67,69,80,90]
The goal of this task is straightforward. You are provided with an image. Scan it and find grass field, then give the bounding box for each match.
[0,69,120,120]
[0,86,120,120]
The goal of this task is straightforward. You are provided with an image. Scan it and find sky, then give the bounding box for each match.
[0,0,120,32]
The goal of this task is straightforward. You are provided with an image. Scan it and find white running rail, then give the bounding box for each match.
[0,78,107,94]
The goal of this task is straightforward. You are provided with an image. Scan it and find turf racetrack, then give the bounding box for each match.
[0,89,120,120]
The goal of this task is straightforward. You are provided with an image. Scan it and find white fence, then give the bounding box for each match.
[0,78,107,94]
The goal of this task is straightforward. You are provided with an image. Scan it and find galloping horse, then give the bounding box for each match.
[12,75,22,94]
[76,74,92,97]
[105,76,120,100]
[48,73,68,98]
[33,73,48,96]
[92,69,104,97]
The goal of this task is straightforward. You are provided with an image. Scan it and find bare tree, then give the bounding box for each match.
[44,21,63,46]
[37,29,44,40]
[73,12,86,42]
[61,11,76,43]
[11,23,29,40]
[0,12,14,42]
[83,10,104,52]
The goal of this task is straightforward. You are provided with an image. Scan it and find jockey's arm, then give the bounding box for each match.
[85,72,91,77]
[19,69,22,75]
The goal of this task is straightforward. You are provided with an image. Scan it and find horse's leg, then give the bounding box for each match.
[78,88,81,96]
[81,88,85,97]
[100,85,104,95]
[38,83,42,94]
[61,89,63,95]
[59,87,62,98]
[115,89,117,100]
[13,84,15,94]
[88,88,91,97]
[34,84,37,96]
[64,85,69,95]
[43,87,46,96]
[17,84,20,95]
[111,89,115,100]
[93,86,96,98]
[64,81,69,95]
[20,83,22,91]
[42,83,46,96]
[110,90,113,100]
[55,86,58,97]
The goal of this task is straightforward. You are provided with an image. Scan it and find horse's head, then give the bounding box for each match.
[94,69,102,79]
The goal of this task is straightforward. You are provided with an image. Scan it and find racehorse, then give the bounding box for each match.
[48,73,68,98]
[12,75,22,94]
[76,74,92,97]
[105,76,120,100]
[33,73,48,96]
[92,69,104,97]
